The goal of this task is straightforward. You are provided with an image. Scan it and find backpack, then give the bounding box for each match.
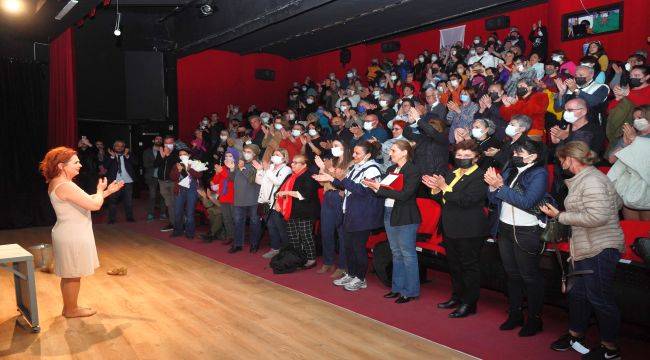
[269,246,307,274]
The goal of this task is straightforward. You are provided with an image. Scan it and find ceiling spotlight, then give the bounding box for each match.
[198,1,216,17]
[2,0,25,14]
[113,12,121,37]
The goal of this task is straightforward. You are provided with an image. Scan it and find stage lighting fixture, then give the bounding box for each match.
[2,0,25,14]
[114,12,121,36]
[198,1,216,17]
[54,0,78,20]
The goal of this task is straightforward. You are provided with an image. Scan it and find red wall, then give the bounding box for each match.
[177,0,649,141]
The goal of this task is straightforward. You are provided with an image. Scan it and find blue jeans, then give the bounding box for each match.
[234,204,261,247]
[173,186,198,237]
[384,207,420,297]
[569,248,621,343]
[266,209,288,250]
[320,190,346,268]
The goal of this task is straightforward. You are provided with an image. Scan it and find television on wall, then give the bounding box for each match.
[561,2,623,41]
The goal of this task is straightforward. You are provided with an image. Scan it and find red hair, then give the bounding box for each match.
[392,120,407,129]
[39,147,77,183]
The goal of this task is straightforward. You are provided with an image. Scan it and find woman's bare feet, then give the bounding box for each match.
[62,307,97,318]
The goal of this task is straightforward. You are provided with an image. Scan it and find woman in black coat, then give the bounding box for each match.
[423,140,488,318]
[402,114,449,177]
[275,154,320,269]
[364,140,422,304]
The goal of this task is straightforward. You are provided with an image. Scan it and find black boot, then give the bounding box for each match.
[499,310,524,330]
[519,315,543,337]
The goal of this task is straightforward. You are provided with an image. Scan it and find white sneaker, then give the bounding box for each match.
[262,249,280,259]
[333,273,353,286]
[344,277,367,291]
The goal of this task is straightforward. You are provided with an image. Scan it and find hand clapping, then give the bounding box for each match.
[483,167,504,189]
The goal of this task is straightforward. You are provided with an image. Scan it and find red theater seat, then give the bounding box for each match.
[415,198,445,255]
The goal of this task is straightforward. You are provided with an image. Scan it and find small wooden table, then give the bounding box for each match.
[0,244,40,332]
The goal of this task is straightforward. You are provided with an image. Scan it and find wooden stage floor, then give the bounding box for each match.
[0,226,474,359]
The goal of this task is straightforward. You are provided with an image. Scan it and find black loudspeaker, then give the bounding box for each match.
[340,48,351,65]
[485,15,510,31]
[381,41,401,53]
[254,69,275,81]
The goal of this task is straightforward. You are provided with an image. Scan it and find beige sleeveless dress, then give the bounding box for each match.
[49,182,100,278]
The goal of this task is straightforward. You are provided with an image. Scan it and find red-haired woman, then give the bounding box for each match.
[40,147,124,318]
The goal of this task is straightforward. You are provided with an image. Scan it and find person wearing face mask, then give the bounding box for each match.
[470,118,501,169]
[378,94,397,126]
[303,123,327,171]
[225,144,262,253]
[279,124,306,162]
[395,53,413,82]
[379,120,406,172]
[364,140,421,304]
[506,28,526,54]
[197,164,226,243]
[468,43,502,69]
[492,115,535,169]
[142,136,166,222]
[214,150,237,246]
[551,50,577,77]
[540,141,624,360]
[504,56,537,98]
[104,140,137,224]
[169,149,204,240]
[275,154,320,269]
[610,53,646,89]
[447,89,479,144]
[475,83,507,141]
[500,79,549,138]
[313,141,352,277]
[485,139,548,337]
[402,115,449,179]
[579,56,605,85]
[607,67,650,150]
[312,141,384,292]
[539,61,563,92]
[288,90,300,109]
[556,66,610,127]
[439,75,464,106]
[423,140,488,317]
[254,148,293,259]
[155,136,180,231]
[527,20,548,61]
[607,107,650,221]
[367,58,382,82]
[226,104,243,123]
[550,98,604,155]
[360,114,389,144]
[260,118,287,163]
[329,116,353,145]
[414,54,428,81]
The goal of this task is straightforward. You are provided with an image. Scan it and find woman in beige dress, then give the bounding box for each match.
[40,146,124,318]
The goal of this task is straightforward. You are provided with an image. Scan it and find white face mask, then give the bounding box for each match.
[179,155,190,164]
[363,122,374,131]
[243,152,254,161]
[624,63,632,72]
[469,49,476,55]
[633,118,648,131]
[373,90,381,98]
[201,120,209,125]
[261,116,270,123]
[474,39,480,44]
[418,56,425,62]
[340,105,349,112]
[346,72,354,78]
[308,129,318,137]
[306,98,314,104]
[379,100,388,107]
[471,128,485,139]
[329,75,336,80]
[165,143,174,150]
[563,110,578,123]
[390,75,398,81]
[274,123,283,130]
[517,64,525,72]
[270,155,284,165]
[220,135,228,142]
[431,55,438,62]
[288,113,295,120]
[437,86,444,92]
[450,79,459,88]
[291,129,302,137]
[331,146,344,157]
[505,124,519,137]
[552,55,562,63]
[245,140,252,145]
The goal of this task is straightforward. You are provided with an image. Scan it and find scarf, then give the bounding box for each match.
[277,168,307,221]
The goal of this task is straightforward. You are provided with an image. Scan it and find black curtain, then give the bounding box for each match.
[0,58,55,229]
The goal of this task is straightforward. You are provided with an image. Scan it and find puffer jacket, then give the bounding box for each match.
[558,166,625,261]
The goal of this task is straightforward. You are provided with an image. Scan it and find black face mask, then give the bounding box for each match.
[489,92,501,101]
[454,158,474,169]
[485,75,494,83]
[511,156,527,168]
[575,76,588,87]
[561,167,574,178]
[629,78,643,88]
[331,125,340,132]
[237,132,246,138]
[516,87,528,98]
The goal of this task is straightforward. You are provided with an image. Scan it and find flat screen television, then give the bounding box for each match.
[561,3,623,41]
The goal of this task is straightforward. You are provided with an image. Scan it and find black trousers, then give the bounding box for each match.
[497,222,544,318]
[444,236,484,305]
[344,230,371,281]
[108,182,134,222]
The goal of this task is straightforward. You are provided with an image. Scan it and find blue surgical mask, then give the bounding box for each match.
[357,105,366,113]
[460,94,470,103]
